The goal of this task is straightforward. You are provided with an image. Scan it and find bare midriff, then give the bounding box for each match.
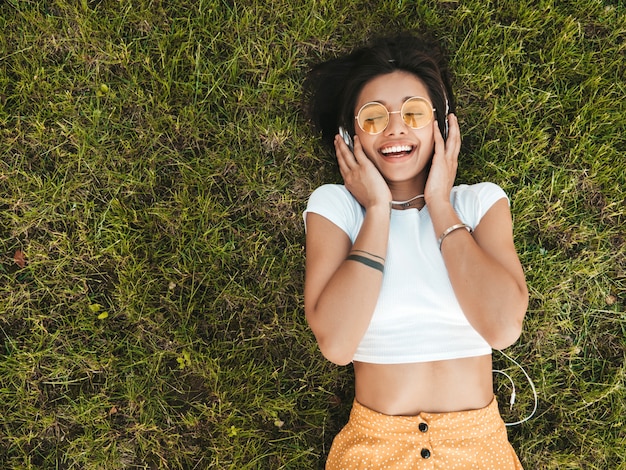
[353,354,494,416]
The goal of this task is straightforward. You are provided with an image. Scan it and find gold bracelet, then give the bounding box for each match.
[438,223,472,250]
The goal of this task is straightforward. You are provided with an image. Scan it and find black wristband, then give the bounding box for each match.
[346,254,384,273]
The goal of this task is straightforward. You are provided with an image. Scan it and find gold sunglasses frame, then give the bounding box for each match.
[354,96,436,135]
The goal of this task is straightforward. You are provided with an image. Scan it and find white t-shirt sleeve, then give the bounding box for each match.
[452,182,509,230]
[302,185,363,242]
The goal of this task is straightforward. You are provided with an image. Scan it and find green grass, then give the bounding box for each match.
[0,0,624,468]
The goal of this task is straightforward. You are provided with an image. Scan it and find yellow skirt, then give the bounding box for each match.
[326,397,523,470]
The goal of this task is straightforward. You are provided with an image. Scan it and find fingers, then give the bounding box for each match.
[434,114,461,159]
[426,115,460,203]
[445,114,461,157]
[334,133,391,208]
[335,133,367,175]
[351,135,365,163]
[334,134,355,175]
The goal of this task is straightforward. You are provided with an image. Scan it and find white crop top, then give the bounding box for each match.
[303,182,509,364]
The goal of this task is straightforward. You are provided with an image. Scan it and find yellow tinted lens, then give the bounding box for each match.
[357,103,389,134]
[402,98,433,129]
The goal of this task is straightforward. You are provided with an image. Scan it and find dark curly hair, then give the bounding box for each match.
[303,33,455,151]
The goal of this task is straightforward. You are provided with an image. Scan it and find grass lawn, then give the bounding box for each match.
[1,0,624,468]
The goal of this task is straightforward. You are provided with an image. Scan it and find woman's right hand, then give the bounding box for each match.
[334,134,392,210]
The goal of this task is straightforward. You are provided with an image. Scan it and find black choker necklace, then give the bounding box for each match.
[391,194,425,208]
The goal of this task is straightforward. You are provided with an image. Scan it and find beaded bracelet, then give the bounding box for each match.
[438,223,473,250]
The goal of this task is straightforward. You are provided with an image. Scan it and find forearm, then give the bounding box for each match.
[429,202,528,349]
[443,238,527,348]
[306,205,390,365]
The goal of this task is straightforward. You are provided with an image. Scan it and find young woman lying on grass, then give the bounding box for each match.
[302,33,529,469]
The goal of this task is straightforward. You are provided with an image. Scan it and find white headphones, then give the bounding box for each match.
[493,349,538,426]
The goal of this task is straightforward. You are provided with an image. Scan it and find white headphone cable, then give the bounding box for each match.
[493,349,538,426]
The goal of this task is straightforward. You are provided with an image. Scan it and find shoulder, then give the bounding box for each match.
[307,184,355,205]
[452,182,509,205]
[303,185,364,240]
[306,184,362,217]
[451,182,509,228]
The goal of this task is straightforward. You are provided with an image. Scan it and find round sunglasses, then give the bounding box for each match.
[355,96,436,135]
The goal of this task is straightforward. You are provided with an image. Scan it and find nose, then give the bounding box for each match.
[384,110,407,135]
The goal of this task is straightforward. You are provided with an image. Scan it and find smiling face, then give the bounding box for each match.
[354,71,436,195]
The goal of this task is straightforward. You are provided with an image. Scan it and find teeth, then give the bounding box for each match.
[381,145,412,155]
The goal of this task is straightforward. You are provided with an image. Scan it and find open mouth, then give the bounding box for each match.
[380,145,414,157]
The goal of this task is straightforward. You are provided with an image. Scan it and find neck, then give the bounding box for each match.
[391,193,424,209]
[388,179,426,209]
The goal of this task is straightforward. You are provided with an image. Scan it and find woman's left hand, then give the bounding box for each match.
[424,113,461,206]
